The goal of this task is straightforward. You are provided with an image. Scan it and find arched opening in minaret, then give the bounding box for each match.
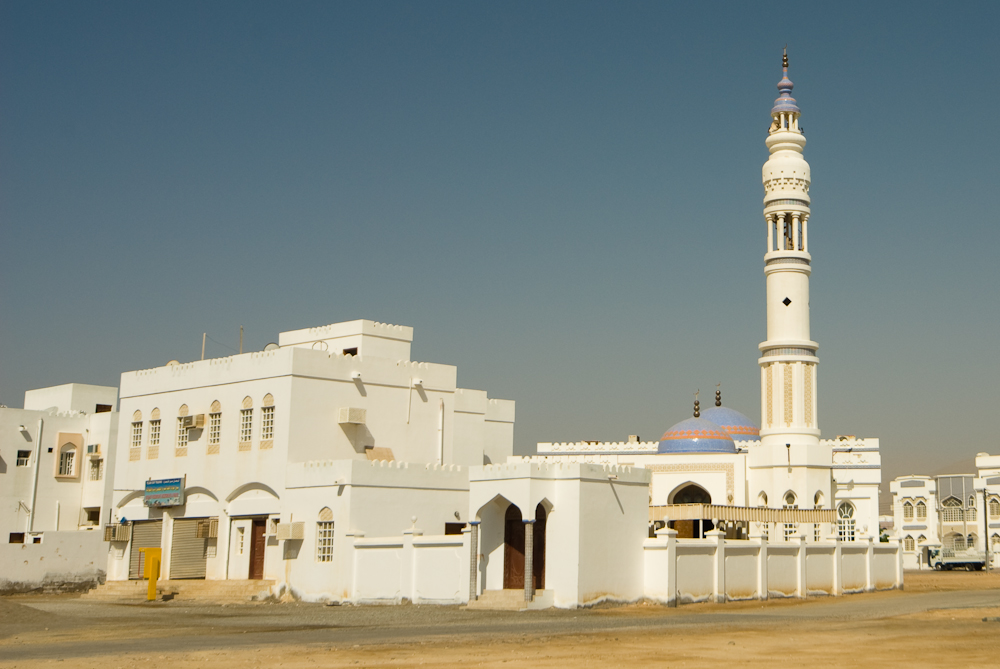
[668,483,713,539]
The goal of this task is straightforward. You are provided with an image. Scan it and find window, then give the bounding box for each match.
[58,448,75,477]
[916,500,927,520]
[902,502,913,520]
[954,535,966,551]
[992,534,1000,550]
[149,415,161,446]
[342,347,358,356]
[131,421,142,450]
[261,406,274,441]
[990,499,1000,519]
[95,404,112,413]
[9,533,25,544]
[918,534,927,544]
[968,534,976,548]
[237,527,245,555]
[316,522,335,562]
[208,412,221,445]
[783,493,797,541]
[968,507,977,521]
[904,536,915,551]
[240,409,253,443]
[942,498,963,522]
[89,459,103,481]
[837,503,855,542]
[16,450,30,466]
[445,523,466,535]
[176,417,189,449]
[84,508,100,526]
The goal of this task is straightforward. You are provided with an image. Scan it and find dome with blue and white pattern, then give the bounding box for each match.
[700,406,760,442]
[657,416,737,454]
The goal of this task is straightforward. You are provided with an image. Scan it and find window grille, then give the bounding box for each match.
[967,534,976,548]
[149,420,161,446]
[904,536,915,551]
[990,499,1000,519]
[59,450,75,477]
[954,536,966,551]
[89,459,103,481]
[240,409,253,443]
[783,494,797,541]
[916,501,927,520]
[967,507,977,522]
[237,527,245,555]
[942,498,963,522]
[837,503,855,542]
[992,534,1000,550]
[814,524,820,542]
[261,406,275,441]
[902,502,913,520]
[176,417,189,449]
[208,413,221,445]
[131,421,143,449]
[316,521,335,562]
[16,450,30,466]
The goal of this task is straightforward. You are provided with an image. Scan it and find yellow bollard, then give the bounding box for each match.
[144,548,161,601]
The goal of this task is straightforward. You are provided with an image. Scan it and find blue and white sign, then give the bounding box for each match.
[144,477,185,507]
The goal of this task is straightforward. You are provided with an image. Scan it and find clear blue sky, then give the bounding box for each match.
[2,2,998,489]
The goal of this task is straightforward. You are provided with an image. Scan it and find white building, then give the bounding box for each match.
[1,384,119,592]
[532,50,882,546]
[890,454,1000,569]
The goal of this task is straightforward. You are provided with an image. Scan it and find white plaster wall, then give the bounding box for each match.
[840,546,868,591]
[23,384,118,413]
[723,545,760,599]
[804,547,835,593]
[0,530,106,593]
[412,536,468,602]
[674,543,714,603]
[766,547,798,596]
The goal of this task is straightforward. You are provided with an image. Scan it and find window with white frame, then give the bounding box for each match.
[916,500,927,520]
[837,503,855,541]
[58,448,75,477]
[783,493,797,541]
[918,534,927,544]
[16,450,30,467]
[992,534,1000,550]
[990,499,1000,519]
[131,421,143,449]
[942,498,963,522]
[149,419,160,446]
[176,417,189,449]
[89,459,103,481]
[261,405,274,441]
[208,412,221,445]
[316,521,335,562]
[240,408,253,443]
[902,501,913,520]
[904,536,915,551]
[968,507,977,521]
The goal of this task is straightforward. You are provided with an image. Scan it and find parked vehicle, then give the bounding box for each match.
[927,547,986,571]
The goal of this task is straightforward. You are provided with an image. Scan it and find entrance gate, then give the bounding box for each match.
[503,505,524,589]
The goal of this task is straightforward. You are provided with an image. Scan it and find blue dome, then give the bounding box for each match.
[657,417,736,454]
[699,406,760,442]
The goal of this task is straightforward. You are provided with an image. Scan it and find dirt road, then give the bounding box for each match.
[2,571,998,668]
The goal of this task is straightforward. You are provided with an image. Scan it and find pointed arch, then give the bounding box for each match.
[669,482,711,505]
[178,404,189,417]
[132,410,142,422]
[150,407,160,420]
[242,396,253,410]
[262,393,274,407]
[210,400,221,413]
[318,506,333,521]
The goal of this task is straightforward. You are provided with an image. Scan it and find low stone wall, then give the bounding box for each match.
[350,530,470,605]
[0,531,107,594]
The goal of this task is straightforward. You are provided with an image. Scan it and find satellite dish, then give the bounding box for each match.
[263,343,279,351]
[166,360,180,366]
[311,340,329,351]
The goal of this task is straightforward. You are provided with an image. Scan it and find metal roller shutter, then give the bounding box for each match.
[170,518,208,579]
[128,520,163,580]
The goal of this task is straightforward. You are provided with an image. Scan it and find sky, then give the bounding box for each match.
[2,2,999,495]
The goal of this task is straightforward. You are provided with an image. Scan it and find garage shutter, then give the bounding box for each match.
[128,520,163,580]
[170,518,208,579]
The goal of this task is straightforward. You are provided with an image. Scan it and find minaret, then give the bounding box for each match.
[752,50,830,517]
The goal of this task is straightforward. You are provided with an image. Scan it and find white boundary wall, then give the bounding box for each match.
[348,530,470,604]
[0,530,106,593]
[644,528,903,605]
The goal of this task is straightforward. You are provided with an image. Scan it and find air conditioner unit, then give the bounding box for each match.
[104,522,132,542]
[276,521,305,541]
[181,414,206,430]
[338,407,366,425]
[86,444,101,456]
[196,517,219,539]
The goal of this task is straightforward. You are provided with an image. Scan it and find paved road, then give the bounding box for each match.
[2,588,999,662]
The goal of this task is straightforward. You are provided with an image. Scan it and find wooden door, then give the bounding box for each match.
[503,505,524,589]
[532,505,546,591]
[249,519,266,580]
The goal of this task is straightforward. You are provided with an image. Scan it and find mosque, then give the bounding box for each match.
[1,54,898,606]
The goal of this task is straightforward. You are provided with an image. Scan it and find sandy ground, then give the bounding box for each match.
[2,571,999,668]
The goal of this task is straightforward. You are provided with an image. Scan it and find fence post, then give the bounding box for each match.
[865,536,875,592]
[468,521,480,602]
[707,529,726,603]
[796,533,808,597]
[655,527,678,607]
[751,527,768,601]
[832,535,842,596]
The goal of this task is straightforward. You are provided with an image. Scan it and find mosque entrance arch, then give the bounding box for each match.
[669,483,714,539]
[503,504,525,589]
[532,503,547,591]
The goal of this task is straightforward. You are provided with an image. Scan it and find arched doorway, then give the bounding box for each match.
[533,504,546,591]
[669,483,713,538]
[503,505,524,589]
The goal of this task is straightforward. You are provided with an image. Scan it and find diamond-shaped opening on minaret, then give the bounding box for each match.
[782,297,792,306]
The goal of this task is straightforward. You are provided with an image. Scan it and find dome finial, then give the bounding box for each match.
[783,45,788,70]
[771,45,800,115]
[693,389,700,418]
[715,383,722,407]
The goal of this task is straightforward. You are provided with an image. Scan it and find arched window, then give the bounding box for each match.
[916,500,926,520]
[837,502,855,542]
[917,534,927,544]
[758,492,768,506]
[967,534,976,549]
[902,501,913,520]
[991,534,1000,550]
[149,408,161,448]
[990,498,1000,519]
[176,404,190,451]
[814,491,824,507]
[240,397,253,447]
[261,394,275,446]
[130,410,143,451]
[783,493,798,541]
[942,497,963,522]
[57,442,78,477]
[208,401,222,448]
[316,507,334,562]
[904,536,915,551]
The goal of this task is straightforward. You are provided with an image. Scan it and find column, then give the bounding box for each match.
[801,214,808,252]
[792,213,801,251]
[766,214,774,252]
[708,529,726,603]
[865,536,875,592]
[523,519,535,602]
[468,521,480,602]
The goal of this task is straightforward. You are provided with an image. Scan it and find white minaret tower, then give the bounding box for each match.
[751,51,831,519]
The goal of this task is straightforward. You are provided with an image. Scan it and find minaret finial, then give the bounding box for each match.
[771,46,799,116]
[783,45,788,70]
[715,383,722,407]
[693,390,700,418]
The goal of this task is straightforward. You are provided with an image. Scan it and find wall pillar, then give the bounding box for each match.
[832,536,842,596]
[707,529,726,603]
[892,537,904,590]
[796,534,808,597]
[751,528,769,601]
[865,536,875,592]
[468,521,480,601]
[523,519,535,602]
